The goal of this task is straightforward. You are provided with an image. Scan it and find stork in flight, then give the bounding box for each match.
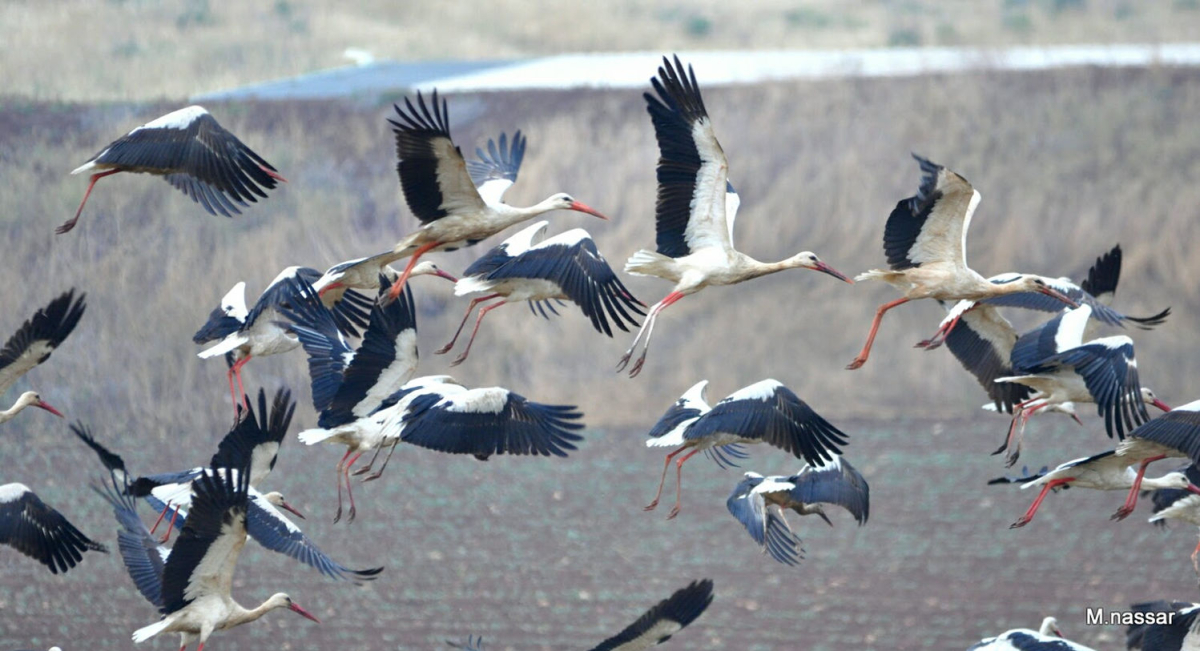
[383,98,608,303]
[443,220,645,365]
[98,463,320,651]
[0,289,85,424]
[1112,400,1200,520]
[644,379,848,519]
[620,56,851,377]
[848,154,1078,370]
[0,483,106,573]
[64,106,285,234]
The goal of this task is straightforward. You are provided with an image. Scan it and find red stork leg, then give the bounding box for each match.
[260,165,288,183]
[666,449,703,520]
[158,506,182,543]
[846,297,911,370]
[351,446,384,477]
[437,294,501,355]
[1010,477,1074,528]
[386,241,441,303]
[1005,404,1046,468]
[645,445,689,511]
[333,448,353,523]
[342,451,364,523]
[148,501,173,534]
[916,310,966,349]
[451,300,507,367]
[1112,454,1168,520]
[58,169,120,234]
[618,291,685,378]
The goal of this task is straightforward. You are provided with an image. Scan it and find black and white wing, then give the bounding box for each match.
[277,276,355,415]
[1043,336,1150,439]
[209,388,296,486]
[725,474,802,566]
[1126,601,1200,651]
[586,579,714,651]
[158,464,250,615]
[941,303,1033,414]
[398,386,584,460]
[245,490,383,582]
[0,483,106,574]
[0,289,86,395]
[475,227,645,335]
[685,380,847,466]
[94,479,167,609]
[1127,401,1200,466]
[784,456,871,525]
[1010,306,1093,374]
[967,630,1096,650]
[644,56,730,258]
[192,282,248,345]
[388,90,485,224]
[1148,464,1200,524]
[980,274,1169,331]
[446,636,486,651]
[74,106,283,218]
[466,130,526,206]
[647,380,711,446]
[883,154,978,271]
[242,266,369,338]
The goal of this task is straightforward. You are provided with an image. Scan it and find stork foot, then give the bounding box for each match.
[1111,505,1135,521]
[1010,516,1032,529]
[351,465,373,477]
[450,353,467,367]
[666,505,681,520]
[55,218,80,235]
[362,471,385,482]
[434,343,454,355]
[629,355,646,378]
[347,505,356,523]
[616,351,633,373]
[1005,449,1021,469]
[158,532,172,544]
[643,500,659,512]
[333,506,343,524]
[845,357,867,371]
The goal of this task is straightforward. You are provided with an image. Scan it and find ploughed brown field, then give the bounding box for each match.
[0,65,1198,649]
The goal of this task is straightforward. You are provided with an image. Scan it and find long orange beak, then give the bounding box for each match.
[35,400,64,418]
[814,262,853,284]
[290,601,320,623]
[280,500,306,520]
[261,165,288,183]
[1039,286,1079,308]
[1151,398,1172,412]
[568,201,609,221]
[1187,484,1200,496]
[434,269,459,283]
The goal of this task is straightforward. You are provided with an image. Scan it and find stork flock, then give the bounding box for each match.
[0,53,1194,650]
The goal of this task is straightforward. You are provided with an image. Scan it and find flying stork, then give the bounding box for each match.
[0,483,106,574]
[848,154,1078,370]
[450,578,713,651]
[620,56,851,377]
[988,449,1200,528]
[443,220,646,365]
[644,378,848,519]
[725,456,869,566]
[1145,465,1200,573]
[918,244,1170,349]
[967,617,1094,650]
[99,462,320,651]
[64,106,285,234]
[383,97,609,302]
[1111,400,1200,520]
[0,289,85,424]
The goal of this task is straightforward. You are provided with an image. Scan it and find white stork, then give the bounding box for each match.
[848,154,1078,370]
[644,379,848,519]
[383,98,609,302]
[297,375,585,522]
[967,617,1094,650]
[620,56,851,378]
[0,483,106,573]
[994,304,1169,465]
[988,449,1200,528]
[1112,400,1200,520]
[1146,465,1200,573]
[918,244,1170,349]
[443,220,646,365]
[725,456,869,566]
[64,105,285,234]
[450,578,714,651]
[195,266,374,415]
[312,257,456,300]
[0,289,85,423]
[99,464,320,651]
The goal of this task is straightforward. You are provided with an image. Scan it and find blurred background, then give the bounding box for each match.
[2,0,1200,649]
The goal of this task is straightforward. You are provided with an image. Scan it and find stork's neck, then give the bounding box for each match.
[1138,474,1184,490]
[493,197,562,227]
[224,598,280,629]
[0,398,30,423]
[733,253,800,281]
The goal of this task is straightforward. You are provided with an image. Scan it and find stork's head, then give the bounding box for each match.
[261,491,305,519]
[1039,616,1064,637]
[267,593,320,623]
[786,252,853,284]
[1141,387,1171,413]
[1016,276,1079,308]
[410,261,459,283]
[17,391,63,418]
[543,193,609,220]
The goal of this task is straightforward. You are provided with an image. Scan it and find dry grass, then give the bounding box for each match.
[4,0,1200,101]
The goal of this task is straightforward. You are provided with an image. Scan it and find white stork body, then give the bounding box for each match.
[996,449,1200,528]
[1111,401,1200,520]
[64,105,285,234]
[848,154,1078,370]
[619,57,851,377]
[313,257,456,297]
[384,97,608,302]
[0,483,106,573]
[444,221,645,365]
[968,617,1093,650]
[0,289,85,423]
[644,378,849,519]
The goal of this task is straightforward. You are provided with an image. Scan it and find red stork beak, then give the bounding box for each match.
[279,500,306,520]
[1052,626,1064,637]
[814,261,854,284]
[1187,484,1200,496]
[1151,398,1172,412]
[289,601,321,623]
[260,165,288,183]
[434,268,459,283]
[568,201,609,221]
[34,399,64,418]
[1038,285,1079,308]
[317,281,344,297]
